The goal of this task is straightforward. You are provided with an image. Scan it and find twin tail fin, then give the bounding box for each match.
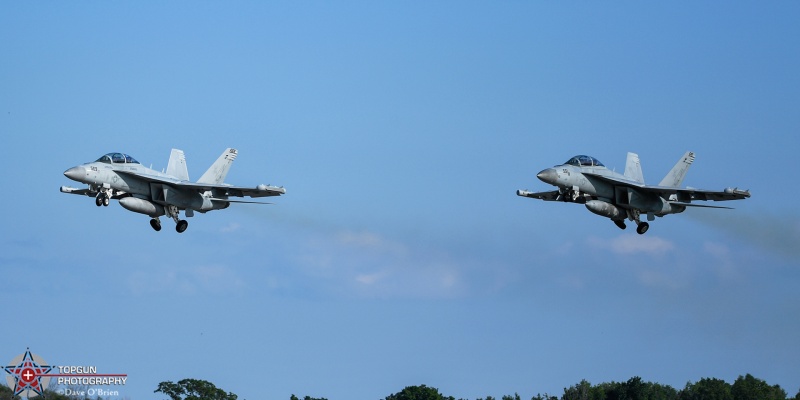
[624,152,645,184]
[659,151,695,187]
[197,148,238,184]
[166,149,190,181]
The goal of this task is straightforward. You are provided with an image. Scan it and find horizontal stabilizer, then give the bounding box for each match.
[210,198,273,205]
[670,202,733,209]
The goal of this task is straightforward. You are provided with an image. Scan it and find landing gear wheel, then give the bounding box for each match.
[614,220,626,230]
[150,219,162,232]
[636,222,650,235]
[96,193,110,206]
[176,220,188,233]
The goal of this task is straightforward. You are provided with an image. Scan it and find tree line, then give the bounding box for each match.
[151,374,798,400]
[380,375,797,400]
[0,373,796,400]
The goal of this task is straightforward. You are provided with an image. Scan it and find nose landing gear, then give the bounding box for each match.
[95,192,110,207]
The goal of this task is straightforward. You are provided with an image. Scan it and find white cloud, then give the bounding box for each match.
[192,265,246,292]
[703,241,742,281]
[554,241,576,256]
[600,234,675,255]
[704,241,729,258]
[689,211,800,259]
[354,270,389,286]
[636,268,686,290]
[294,229,467,299]
[127,265,245,295]
[585,234,688,290]
[127,270,179,294]
[334,230,407,255]
[220,222,242,233]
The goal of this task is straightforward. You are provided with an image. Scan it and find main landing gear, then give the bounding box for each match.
[176,220,188,233]
[148,216,188,233]
[614,211,650,235]
[150,205,189,233]
[631,209,650,235]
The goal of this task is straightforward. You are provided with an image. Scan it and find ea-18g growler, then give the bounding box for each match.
[61,148,285,233]
[517,152,750,234]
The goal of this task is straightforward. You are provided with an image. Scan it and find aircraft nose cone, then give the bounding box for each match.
[64,166,85,181]
[537,168,557,184]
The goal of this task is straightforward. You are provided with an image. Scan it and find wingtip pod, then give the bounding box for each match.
[725,187,751,198]
[258,184,286,194]
[517,189,532,197]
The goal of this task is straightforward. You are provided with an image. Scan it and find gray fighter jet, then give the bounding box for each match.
[61,148,285,233]
[517,152,750,234]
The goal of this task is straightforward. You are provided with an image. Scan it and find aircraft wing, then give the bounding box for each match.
[583,172,647,189]
[221,185,286,198]
[115,170,286,197]
[516,189,562,201]
[583,172,750,202]
[668,187,750,202]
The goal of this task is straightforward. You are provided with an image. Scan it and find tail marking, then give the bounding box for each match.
[198,148,238,184]
[659,151,695,188]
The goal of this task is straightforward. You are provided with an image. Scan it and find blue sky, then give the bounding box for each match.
[2,2,799,399]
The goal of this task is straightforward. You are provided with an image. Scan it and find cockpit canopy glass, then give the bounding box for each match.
[95,153,140,164]
[565,155,604,167]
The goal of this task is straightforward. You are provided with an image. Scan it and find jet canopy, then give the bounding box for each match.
[96,153,140,164]
[565,155,604,167]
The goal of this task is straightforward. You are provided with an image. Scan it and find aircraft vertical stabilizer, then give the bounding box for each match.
[166,149,190,181]
[197,148,238,184]
[624,152,645,184]
[659,151,695,187]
